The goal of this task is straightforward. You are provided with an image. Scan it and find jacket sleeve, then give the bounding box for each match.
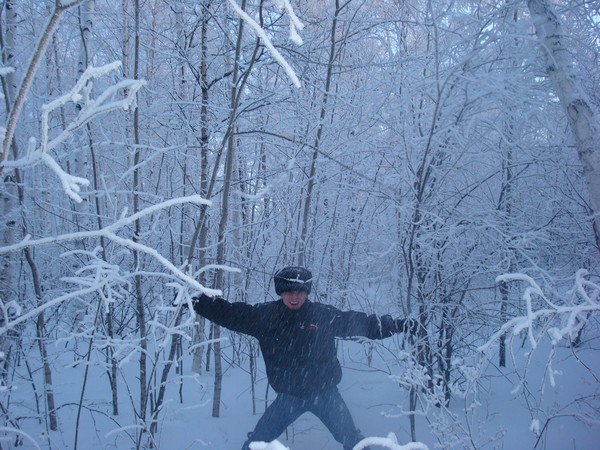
[326,306,399,340]
[193,294,261,337]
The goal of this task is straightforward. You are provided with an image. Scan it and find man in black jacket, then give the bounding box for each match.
[193,266,416,450]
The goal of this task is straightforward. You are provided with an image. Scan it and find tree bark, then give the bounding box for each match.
[130,0,148,446]
[527,0,600,251]
[191,0,212,376]
[298,0,341,267]
[0,0,18,368]
[25,247,58,432]
[1,0,58,432]
[210,0,250,418]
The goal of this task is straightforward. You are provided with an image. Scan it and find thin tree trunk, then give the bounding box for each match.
[409,386,417,441]
[131,0,148,446]
[499,125,515,368]
[298,0,341,267]
[73,300,103,450]
[190,0,211,376]
[25,246,58,432]
[210,0,249,418]
[121,0,130,78]
[498,5,519,368]
[498,280,509,368]
[146,0,226,433]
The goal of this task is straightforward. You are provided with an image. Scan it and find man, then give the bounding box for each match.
[193,266,416,450]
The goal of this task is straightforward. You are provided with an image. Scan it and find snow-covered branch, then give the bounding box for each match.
[479,270,599,353]
[0,427,41,450]
[0,246,131,335]
[227,0,303,88]
[0,67,15,102]
[0,0,85,174]
[0,67,15,77]
[273,0,304,45]
[0,195,220,299]
[0,276,112,335]
[1,61,145,202]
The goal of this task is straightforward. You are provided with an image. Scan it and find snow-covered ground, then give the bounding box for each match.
[183,340,598,450]
[9,328,597,450]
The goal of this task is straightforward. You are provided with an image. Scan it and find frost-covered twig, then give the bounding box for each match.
[479,270,599,353]
[39,65,144,156]
[0,66,15,102]
[1,195,208,252]
[39,152,91,202]
[0,195,220,298]
[273,0,305,45]
[227,0,303,88]
[0,67,15,76]
[2,61,145,202]
[1,247,129,336]
[0,427,41,450]
[0,279,111,334]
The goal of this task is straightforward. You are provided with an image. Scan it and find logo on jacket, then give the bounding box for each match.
[300,323,318,331]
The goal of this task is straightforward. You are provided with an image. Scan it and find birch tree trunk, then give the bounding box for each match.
[121,0,130,78]
[527,0,600,251]
[1,0,58,432]
[0,0,18,354]
[77,1,94,83]
[191,0,212,375]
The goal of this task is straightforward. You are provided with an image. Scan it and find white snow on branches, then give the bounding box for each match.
[479,270,599,353]
[0,66,15,77]
[1,61,145,202]
[0,427,40,450]
[227,0,303,88]
[0,195,220,335]
[0,66,14,102]
[273,0,305,45]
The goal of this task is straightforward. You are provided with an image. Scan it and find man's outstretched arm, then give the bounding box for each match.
[193,293,260,336]
[329,307,419,340]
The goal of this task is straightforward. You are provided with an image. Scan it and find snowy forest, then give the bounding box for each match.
[0,0,599,449]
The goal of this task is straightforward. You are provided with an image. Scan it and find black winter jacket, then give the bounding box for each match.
[193,296,399,398]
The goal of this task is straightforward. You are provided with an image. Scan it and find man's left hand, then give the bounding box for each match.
[395,318,419,335]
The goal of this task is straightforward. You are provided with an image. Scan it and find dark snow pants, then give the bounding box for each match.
[241,386,367,450]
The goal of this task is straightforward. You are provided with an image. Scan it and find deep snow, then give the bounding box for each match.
[8,329,597,450]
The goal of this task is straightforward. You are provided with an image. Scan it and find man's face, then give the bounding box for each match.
[281,290,307,310]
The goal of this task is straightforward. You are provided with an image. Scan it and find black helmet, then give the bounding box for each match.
[273,266,312,295]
